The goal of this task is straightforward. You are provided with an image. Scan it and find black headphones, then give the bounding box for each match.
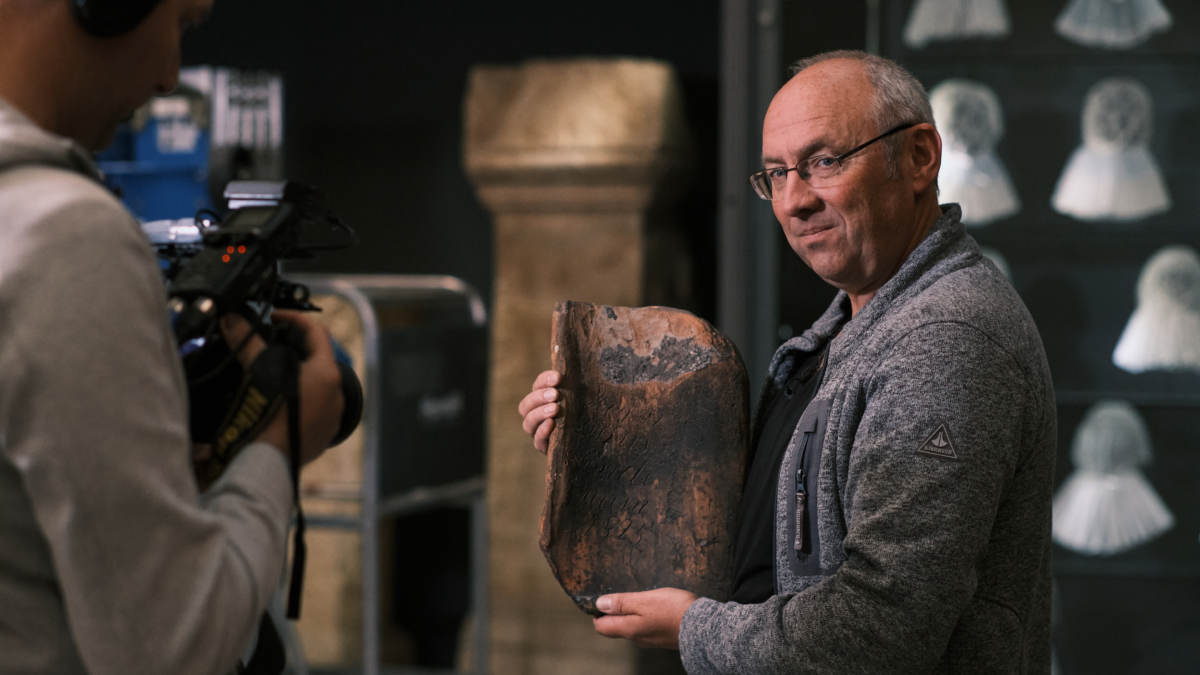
[70,0,165,37]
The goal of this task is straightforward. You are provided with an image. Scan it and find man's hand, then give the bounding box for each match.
[219,310,344,466]
[592,588,699,650]
[517,370,563,454]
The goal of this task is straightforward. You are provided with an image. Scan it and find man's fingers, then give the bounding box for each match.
[218,310,334,371]
[532,369,561,391]
[595,593,629,615]
[594,591,643,641]
[593,613,638,640]
[521,401,558,436]
[533,418,555,454]
[272,309,333,362]
[517,386,558,418]
[219,313,267,369]
[590,589,697,650]
[191,443,212,462]
[519,371,564,451]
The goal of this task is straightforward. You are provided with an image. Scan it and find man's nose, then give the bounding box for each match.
[778,172,821,215]
[154,69,179,95]
[154,50,181,95]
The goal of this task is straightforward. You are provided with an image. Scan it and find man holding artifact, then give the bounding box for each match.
[520,51,1055,672]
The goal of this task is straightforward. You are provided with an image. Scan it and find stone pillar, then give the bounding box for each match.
[464,59,694,675]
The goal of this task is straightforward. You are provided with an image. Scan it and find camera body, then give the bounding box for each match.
[166,181,330,343]
[145,180,363,459]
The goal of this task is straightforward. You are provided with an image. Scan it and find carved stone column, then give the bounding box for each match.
[464,58,693,675]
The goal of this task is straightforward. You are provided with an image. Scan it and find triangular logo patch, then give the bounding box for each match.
[915,423,959,460]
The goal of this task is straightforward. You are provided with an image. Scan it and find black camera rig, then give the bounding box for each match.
[144,180,363,619]
[168,182,335,341]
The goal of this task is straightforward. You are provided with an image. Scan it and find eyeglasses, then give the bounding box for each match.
[750,123,916,201]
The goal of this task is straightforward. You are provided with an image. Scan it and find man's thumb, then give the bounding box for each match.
[595,594,625,615]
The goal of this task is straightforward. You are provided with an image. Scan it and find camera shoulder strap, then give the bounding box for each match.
[204,345,289,482]
[283,347,306,619]
[205,340,307,619]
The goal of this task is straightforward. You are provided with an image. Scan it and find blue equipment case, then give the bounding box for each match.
[96,115,212,221]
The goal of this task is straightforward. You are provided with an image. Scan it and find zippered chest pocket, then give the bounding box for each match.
[784,398,832,578]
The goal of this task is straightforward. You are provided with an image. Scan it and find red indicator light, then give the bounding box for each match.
[226,246,234,254]
[222,254,231,263]
[237,246,246,254]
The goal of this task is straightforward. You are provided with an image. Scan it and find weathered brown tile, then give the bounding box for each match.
[541,302,749,615]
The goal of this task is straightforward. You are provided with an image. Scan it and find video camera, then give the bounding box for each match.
[143,180,364,477]
[144,180,365,624]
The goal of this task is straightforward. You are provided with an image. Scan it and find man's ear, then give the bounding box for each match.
[909,123,941,196]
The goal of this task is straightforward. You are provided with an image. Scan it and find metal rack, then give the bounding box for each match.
[292,274,489,675]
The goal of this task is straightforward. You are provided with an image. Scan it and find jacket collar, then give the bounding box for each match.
[0,97,104,182]
[766,204,976,385]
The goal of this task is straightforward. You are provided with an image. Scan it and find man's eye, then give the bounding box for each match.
[811,156,839,170]
[767,168,788,180]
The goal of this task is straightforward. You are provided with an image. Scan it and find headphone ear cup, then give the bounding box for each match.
[70,0,166,38]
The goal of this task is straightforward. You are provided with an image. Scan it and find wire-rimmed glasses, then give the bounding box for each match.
[750,123,917,201]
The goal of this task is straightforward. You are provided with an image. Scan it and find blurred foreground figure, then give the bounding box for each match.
[521,50,1057,673]
[0,1,343,673]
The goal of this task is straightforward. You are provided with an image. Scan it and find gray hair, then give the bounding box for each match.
[789,51,934,179]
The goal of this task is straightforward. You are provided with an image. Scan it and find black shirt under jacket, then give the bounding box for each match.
[730,344,829,604]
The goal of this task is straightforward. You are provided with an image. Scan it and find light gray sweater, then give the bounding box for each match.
[0,99,292,674]
[680,206,1056,673]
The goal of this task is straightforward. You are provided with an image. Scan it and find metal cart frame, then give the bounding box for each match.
[293,274,489,675]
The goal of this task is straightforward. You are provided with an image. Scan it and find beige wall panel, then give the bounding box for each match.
[292,294,368,666]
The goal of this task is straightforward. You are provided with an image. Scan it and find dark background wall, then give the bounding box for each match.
[181,3,722,668]
[183,3,1200,672]
[776,2,867,340]
[877,2,1200,673]
[182,0,721,319]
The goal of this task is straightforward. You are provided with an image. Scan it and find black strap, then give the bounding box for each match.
[284,347,306,619]
[204,332,308,619]
[206,377,284,485]
[240,613,287,675]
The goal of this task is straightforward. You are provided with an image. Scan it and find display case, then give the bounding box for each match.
[832,2,1199,671]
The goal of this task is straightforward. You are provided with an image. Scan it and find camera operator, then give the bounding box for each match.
[0,1,345,674]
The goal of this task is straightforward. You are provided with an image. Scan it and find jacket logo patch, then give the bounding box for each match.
[915,423,959,460]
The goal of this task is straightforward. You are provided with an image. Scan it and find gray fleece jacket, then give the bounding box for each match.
[0,99,292,674]
[680,206,1056,674]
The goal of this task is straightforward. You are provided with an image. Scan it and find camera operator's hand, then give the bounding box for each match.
[219,310,344,466]
[191,442,215,491]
